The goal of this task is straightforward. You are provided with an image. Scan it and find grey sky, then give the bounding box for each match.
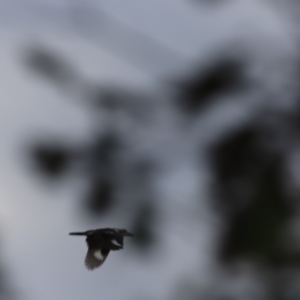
[0,1,298,300]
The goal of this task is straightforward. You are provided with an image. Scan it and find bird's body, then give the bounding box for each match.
[69,228,134,270]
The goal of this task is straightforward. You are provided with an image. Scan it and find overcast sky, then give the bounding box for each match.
[0,1,298,300]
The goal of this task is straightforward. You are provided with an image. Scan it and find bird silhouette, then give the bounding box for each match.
[69,228,134,270]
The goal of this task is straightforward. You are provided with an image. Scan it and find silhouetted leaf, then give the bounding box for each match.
[212,127,293,264]
[132,203,156,249]
[31,143,73,178]
[176,59,245,114]
[24,46,75,86]
[85,179,115,215]
[211,127,266,212]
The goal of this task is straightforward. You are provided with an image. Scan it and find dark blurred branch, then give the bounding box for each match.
[175,58,246,115]
[25,45,77,87]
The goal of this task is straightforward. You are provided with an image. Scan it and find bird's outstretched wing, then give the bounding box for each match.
[100,228,133,249]
[85,247,110,270]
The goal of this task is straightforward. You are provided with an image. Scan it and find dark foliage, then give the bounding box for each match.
[176,59,245,114]
[89,87,121,110]
[22,37,300,299]
[131,203,156,249]
[211,126,293,263]
[88,133,121,170]
[85,179,115,215]
[24,46,75,86]
[211,127,268,212]
[219,157,292,264]
[31,142,73,178]
[83,133,122,214]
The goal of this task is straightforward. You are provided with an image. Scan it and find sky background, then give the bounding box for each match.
[0,1,298,300]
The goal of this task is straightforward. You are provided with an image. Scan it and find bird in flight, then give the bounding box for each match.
[69,228,134,270]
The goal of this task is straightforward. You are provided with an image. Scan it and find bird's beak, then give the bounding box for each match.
[123,231,134,237]
[69,232,87,236]
[127,232,134,237]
